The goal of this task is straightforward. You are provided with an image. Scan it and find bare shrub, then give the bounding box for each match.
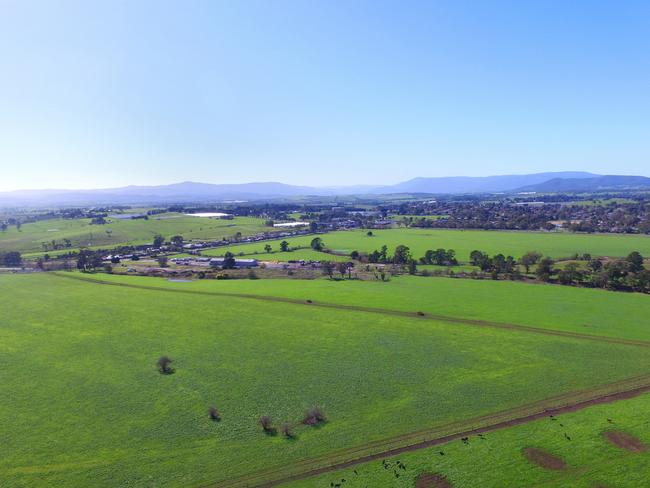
[281,422,294,438]
[208,406,221,421]
[303,406,327,426]
[156,356,174,374]
[258,415,274,433]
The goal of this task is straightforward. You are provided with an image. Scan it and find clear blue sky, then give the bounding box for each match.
[1,0,649,191]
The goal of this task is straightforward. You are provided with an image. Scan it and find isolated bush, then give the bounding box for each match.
[280,422,294,439]
[208,406,221,421]
[156,356,174,375]
[258,415,274,432]
[302,406,327,426]
[281,422,294,438]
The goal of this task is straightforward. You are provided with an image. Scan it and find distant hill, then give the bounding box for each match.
[0,181,325,206]
[514,175,650,193]
[4,172,650,205]
[378,172,597,194]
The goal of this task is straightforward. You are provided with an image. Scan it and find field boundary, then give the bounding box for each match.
[51,272,650,350]
[207,373,650,487]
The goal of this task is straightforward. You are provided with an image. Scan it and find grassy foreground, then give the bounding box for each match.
[3,273,650,487]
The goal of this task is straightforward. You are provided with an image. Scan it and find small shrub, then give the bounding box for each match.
[258,415,274,433]
[208,406,221,421]
[303,406,327,426]
[281,422,294,438]
[247,270,259,279]
[157,356,174,375]
[416,311,425,316]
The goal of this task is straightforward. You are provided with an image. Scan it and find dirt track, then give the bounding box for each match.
[52,272,650,350]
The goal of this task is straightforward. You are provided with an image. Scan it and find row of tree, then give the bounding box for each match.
[467,248,649,293]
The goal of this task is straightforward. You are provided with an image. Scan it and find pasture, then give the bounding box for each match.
[199,228,650,262]
[288,389,650,487]
[82,272,650,342]
[3,272,650,487]
[0,214,272,256]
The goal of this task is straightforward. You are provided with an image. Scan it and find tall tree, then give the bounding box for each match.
[626,251,645,273]
[310,237,324,251]
[222,252,236,269]
[3,251,22,267]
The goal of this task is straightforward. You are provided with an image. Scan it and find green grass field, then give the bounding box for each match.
[287,390,650,487]
[3,273,650,487]
[0,214,273,256]
[75,272,650,342]
[199,228,650,262]
[228,248,350,262]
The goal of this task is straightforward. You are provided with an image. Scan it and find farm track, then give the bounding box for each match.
[52,272,650,350]
[209,373,650,487]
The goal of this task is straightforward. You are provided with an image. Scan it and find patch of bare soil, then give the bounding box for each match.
[522,447,566,470]
[415,473,453,488]
[603,431,646,452]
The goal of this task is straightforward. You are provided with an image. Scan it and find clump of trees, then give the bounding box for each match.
[420,249,457,266]
[157,356,175,375]
[532,251,650,293]
[76,250,103,271]
[2,251,22,267]
[469,250,518,277]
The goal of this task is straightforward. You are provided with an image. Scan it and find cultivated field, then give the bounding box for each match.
[200,228,650,262]
[0,214,272,256]
[3,272,650,487]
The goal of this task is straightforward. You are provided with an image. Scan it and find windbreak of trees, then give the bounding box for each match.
[466,248,650,293]
[549,251,650,293]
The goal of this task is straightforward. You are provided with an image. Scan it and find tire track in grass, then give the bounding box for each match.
[52,272,650,350]
[209,373,650,487]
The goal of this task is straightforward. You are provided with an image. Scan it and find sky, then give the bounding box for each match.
[1,0,649,191]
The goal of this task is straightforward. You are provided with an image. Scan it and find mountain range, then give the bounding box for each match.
[2,172,650,205]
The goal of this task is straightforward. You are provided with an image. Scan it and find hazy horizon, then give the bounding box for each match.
[2,1,649,192]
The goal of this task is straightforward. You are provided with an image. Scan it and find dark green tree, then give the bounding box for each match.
[222,252,236,269]
[626,251,645,273]
[310,237,324,251]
